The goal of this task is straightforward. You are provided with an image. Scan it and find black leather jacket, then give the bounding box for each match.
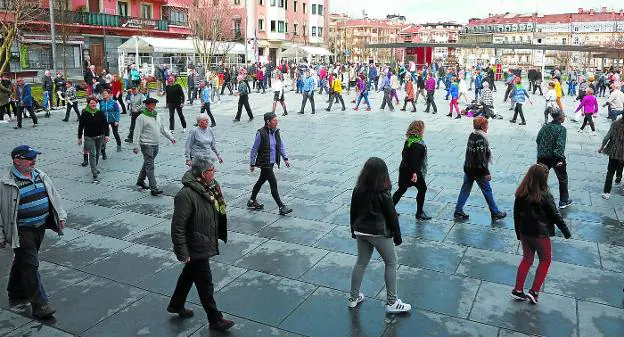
[513,192,571,239]
[350,188,401,241]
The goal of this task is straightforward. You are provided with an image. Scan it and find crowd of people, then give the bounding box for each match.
[1,58,623,331]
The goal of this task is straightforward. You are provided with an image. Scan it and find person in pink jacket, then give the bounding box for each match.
[575,87,598,135]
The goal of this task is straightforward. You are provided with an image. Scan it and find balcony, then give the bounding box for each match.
[53,11,169,31]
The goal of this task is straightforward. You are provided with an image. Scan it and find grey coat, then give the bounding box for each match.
[0,167,67,248]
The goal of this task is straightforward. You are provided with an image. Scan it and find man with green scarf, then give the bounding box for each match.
[132,97,176,195]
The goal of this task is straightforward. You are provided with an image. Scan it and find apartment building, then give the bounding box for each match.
[332,17,405,63]
[400,22,461,60]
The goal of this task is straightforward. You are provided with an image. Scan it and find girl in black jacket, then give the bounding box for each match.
[512,163,571,304]
[392,120,431,221]
[349,157,411,314]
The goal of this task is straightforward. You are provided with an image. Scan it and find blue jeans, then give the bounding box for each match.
[43,91,50,110]
[455,174,500,214]
[609,109,623,121]
[355,91,370,108]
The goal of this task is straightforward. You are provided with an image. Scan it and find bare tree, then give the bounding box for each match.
[0,0,43,75]
[185,0,239,69]
[52,0,74,77]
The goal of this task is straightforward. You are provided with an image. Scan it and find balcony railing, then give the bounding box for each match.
[50,11,169,31]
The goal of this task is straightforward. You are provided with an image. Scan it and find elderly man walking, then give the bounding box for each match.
[168,156,234,332]
[132,97,176,195]
[0,145,66,319]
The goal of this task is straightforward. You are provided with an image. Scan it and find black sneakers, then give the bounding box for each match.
[137,181,149,189]
[150,189,164,196]
[32,304,56,319]
[527,290,539,304]
[510,289,528,301]
[247,199,264,210]
[454,211,469,220]
[416,212,432,221]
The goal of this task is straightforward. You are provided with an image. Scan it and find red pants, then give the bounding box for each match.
[514,236,552,292]
[450,98,460,114]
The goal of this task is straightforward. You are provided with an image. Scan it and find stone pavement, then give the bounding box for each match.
[0,83,623,337]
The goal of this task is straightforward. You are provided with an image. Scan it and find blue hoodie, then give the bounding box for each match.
[512,85,529,103]
[450,83,459,99]
[368,66,378,79]
[100,98,120,123]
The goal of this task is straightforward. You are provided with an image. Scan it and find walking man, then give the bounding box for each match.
[165,75,186,133]
[14,79,38,129]
[247,112,293,215]
[168,156,234,332]
[41,70,53,117]
[299,70,316,114]
[536,110,573,208]
[132,97,176,196]
[234,75,253,122]
[1,145,66,319]
[453,117,507,221]
[124,86,145,143]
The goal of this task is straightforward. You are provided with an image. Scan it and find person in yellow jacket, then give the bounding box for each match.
[325,71,346,111]
[553,78,564,112]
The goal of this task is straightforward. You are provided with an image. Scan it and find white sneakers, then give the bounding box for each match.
[591,131,597,136]
[347,292,364,308]
[347,293,411,314]
[602,193,610,200]
[385,299,412,314]
[183,128,187,133]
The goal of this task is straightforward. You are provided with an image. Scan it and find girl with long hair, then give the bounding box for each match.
[392,120,430,221]
[512,163,571,304]
[349,157,410,314]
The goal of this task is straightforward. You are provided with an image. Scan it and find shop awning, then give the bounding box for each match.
[280,45,333,58]
[117,36,249,55]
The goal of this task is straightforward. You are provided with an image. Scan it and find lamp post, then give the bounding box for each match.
[49,0,58,73]
[244,0,248,66]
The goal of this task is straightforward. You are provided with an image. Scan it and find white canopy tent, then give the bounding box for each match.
[280,45,334,59]
[117,36,251,75]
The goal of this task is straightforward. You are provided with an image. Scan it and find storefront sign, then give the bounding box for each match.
[121,18,157,29]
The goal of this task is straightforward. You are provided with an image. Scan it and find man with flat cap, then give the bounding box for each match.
[247,112,293,215]
[0,145,66,319]
[133,97,176,196]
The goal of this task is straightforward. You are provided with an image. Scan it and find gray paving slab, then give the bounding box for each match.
[1,81,623,336]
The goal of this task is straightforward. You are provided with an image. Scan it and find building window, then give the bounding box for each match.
[278,20,285,33]
[293,23,298,35]
[233,18,241,38]
[259,0,263,4]
[285,20,289,33]
[312,26,316,37]
[562,38,567,44]
[317,4,323,15]
[303,2,306,13]
[167,9,188,25]
[311,3,316,14]
[271,0,275,6]
[117,1,129,16]
[303,24,307,36]
[284,0,288,10]
[271,20,276,32]
[234,0,240,4]
[278,0,284,7]
[293,0,297,11]
[140,4,152,19]
[258,18,264,31]
[318,26,322,37]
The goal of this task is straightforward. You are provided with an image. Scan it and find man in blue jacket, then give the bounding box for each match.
[14,79,38,129]
[298,70,316,114]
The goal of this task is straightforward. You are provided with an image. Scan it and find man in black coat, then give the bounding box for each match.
[168,156,234,332]
[164,75,186,133]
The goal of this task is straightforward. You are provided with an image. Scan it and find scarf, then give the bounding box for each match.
[201,179,227,215]
[406,135,428,177]
[84,106,99,116]
[141,107,157,118]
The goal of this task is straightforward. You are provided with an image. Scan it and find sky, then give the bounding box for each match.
[330,0,624,23]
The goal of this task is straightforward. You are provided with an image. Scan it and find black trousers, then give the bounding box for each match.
[127,111,140,140]
[603,157,624,194]
[220,83,233,95]
[402,97,416,111]
[200,103,216,126]
[235,94,253,120]
[17,106,38,127]
[392,175,427,215]
[512,103,526,123]
[533,85,543,95]
[169,258,223,323]
[580,114,595,131]
[0,103,11,119]
[300,92,315,113]
[168,106,187,130]
[115,95,127,114]
[425,91,437,112]
[327,93,345,110]
[251,166,283,207]
[380,89,394,110]
[102,123,122,150]
[504,84,514,101]
[65,102,80,120]
[537,157,569,202]
[7,226,48,309]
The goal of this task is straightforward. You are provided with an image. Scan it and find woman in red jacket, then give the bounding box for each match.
[110,75,127,115]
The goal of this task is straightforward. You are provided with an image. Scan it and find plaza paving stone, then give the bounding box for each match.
[0,83,623,336]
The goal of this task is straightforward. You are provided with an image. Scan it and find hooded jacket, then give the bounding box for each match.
[171,171,227,261]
